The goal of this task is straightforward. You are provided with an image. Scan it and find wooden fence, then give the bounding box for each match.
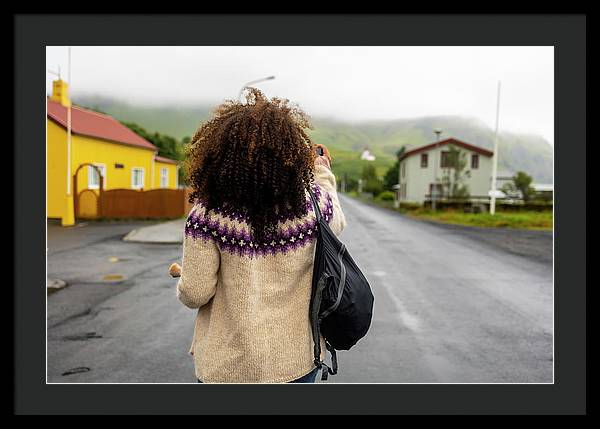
[79,188,189,219]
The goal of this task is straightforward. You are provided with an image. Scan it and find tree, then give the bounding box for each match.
[122,121,189,185]
[440,144,471,200]
[121,121,184,162]
[383,146,406,191]
[361,163,384,196]
[503,171,535,202]
[179,136,192,185]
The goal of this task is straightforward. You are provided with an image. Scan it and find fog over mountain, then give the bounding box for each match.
[74,95,553,184]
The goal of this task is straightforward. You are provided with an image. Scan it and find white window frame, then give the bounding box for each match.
[131,167,145,190]
[160,167,169,188]
[88,163,106,190]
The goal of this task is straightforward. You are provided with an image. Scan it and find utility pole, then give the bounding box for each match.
[64,47,75,226]
[395,149,404,208]
[67,46,72,196]
[396,156,401,208]
[490,81,502,215]
[432,128,442,210]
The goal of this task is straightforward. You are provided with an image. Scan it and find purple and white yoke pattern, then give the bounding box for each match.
[184,184,334,258]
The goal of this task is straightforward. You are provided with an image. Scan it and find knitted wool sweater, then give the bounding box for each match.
[176,164,346,383]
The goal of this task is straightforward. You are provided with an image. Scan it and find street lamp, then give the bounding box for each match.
[432,128,442,211]
[238,76,276,101]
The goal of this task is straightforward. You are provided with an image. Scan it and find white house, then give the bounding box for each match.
[360,147,376,161]
[397,137,494,204]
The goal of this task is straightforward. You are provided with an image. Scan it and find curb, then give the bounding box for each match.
[121,219,185,244]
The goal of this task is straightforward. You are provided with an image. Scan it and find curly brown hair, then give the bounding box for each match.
[185,88,317,242]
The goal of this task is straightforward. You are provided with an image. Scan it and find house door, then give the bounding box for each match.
[73,163,104,220]
[76,189,99,218]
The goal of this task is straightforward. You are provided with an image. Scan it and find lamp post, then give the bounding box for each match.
[432,128,442,211]
[238,76,275,101]
[489,81,502,215]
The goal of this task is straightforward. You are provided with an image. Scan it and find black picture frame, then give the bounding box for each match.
[14,14,586,415]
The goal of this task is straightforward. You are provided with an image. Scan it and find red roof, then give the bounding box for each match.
[400,137,493,161]
[47,98,157,151]
[155,155,179,165]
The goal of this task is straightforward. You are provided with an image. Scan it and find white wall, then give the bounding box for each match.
[399,145,493,204]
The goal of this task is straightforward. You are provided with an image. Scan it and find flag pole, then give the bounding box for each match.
[489,81,501,215]
[67,46,72,196]
[62,46,76,226]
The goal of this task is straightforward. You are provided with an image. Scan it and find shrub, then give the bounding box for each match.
[376,191,396,201]
[363,178,384,196]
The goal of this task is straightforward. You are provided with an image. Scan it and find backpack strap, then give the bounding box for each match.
[314,347,338,381]
[326,341,338,375]
[308,186,339,381]
[310,272,328,377]
[308,186,322,222]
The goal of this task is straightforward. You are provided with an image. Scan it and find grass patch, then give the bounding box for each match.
[344,193,553,231]
[403,208,553,230]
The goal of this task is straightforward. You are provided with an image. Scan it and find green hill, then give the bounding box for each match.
[74,95,553,184]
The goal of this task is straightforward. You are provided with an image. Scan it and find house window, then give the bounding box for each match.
[421,153,428,168]
[471,154,479,169]
[429,183,443,197]
[440,151,458,168]
[401,162,406,178]
[441,151,450,168]
[131,167,145,190]
[160,167,169,188]
[88,164,106,189]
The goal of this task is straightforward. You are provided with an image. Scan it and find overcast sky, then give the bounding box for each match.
[46,46,554,144]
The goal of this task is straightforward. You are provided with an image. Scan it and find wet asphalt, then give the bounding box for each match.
[47,195,553,383]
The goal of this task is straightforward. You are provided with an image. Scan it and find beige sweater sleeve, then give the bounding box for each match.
[176,218,220,309]
[314,164,347,236]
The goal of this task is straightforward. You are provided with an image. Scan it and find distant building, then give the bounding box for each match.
[496,171,553,200]
[360,147,376,161]
[532,183,553,193]
[397,137,494,204]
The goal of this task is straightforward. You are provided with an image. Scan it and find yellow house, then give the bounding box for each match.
[153,156,179,189]
[47,79,180,226]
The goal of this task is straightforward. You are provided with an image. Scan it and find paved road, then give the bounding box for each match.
[47,196,553,383]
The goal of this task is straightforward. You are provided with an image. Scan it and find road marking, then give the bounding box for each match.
[375,273,422,333]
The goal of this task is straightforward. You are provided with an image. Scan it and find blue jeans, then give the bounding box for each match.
[197,367,319,383]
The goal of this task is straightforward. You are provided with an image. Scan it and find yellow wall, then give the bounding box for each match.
[47,119,68,218]
[153,161,178,189]
[71,132,155,195]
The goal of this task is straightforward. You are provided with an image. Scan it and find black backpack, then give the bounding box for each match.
[308,189,374,381]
